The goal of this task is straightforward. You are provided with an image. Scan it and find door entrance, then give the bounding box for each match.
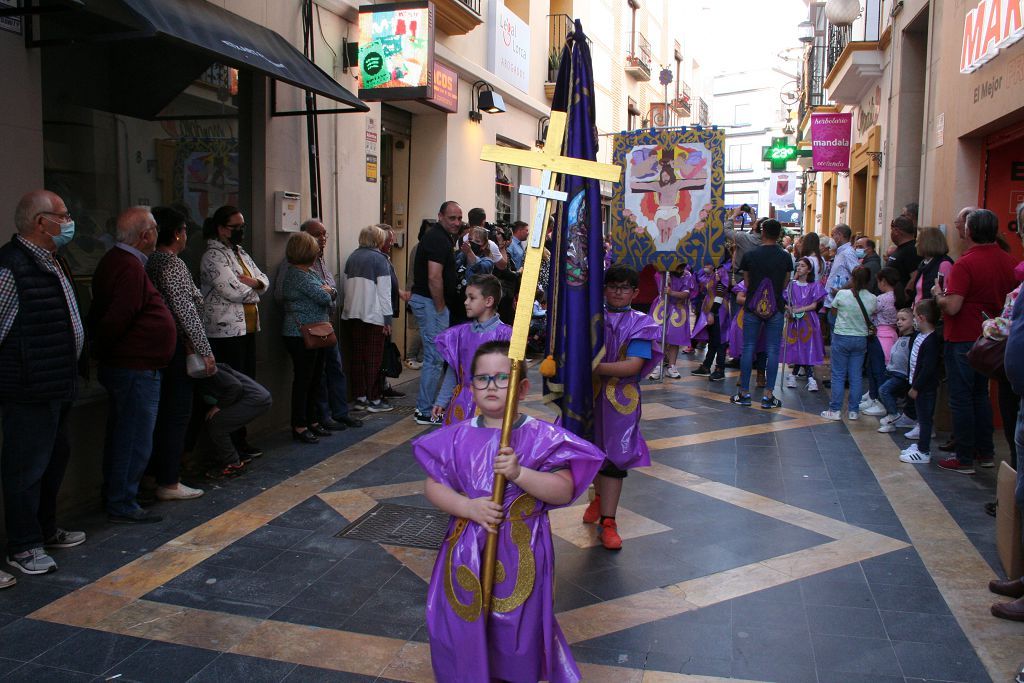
[380,106,413,359]
[982,120,1024,263]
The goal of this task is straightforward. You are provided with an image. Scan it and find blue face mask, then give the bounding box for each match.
[51,220,75,249]
[854,248,866,259]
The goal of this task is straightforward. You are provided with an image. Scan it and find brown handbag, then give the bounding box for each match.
[967,334,1007,382]
[299,321,337,350]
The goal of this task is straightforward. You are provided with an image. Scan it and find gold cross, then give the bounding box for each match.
[479,110,621,359]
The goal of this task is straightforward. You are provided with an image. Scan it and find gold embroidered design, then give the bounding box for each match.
[442,518,482,621]
[605,343,640,415]
[491,494,538,613]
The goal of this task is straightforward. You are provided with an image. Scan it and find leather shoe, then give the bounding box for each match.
[939,438,956,452]
[383,386,406,398]
[336,415,363,428]
[992,596,1024,621]
[990,577,1024,599]
[308,424,331,437]
[321,419,347,432]
[292,429,319,444]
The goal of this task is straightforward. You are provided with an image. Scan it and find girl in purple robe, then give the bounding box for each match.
[432,274,512,424]
[414,341,604,683]
[583,265,663,551]
[782,258,827,392]
[648,266,694,379]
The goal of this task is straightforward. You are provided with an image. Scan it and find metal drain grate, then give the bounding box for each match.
[336,503,449,550]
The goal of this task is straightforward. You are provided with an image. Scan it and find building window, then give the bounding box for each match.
[495,138,525,225]
[734,103,751,126]
[627,97,641,131]
[727,144,752,172]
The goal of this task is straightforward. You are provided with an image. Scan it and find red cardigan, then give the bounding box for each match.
[89,247,177,370]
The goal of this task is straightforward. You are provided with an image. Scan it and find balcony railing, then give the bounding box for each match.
[625,31,652,81]
[825,23,852,78]
[698,97,709,127]
[547,13,571,83]
[800,44,826,123]
[671,81,692,117]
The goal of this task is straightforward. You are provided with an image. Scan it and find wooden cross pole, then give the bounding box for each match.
[476,110,621,617]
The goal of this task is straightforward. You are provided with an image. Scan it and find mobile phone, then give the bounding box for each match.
[936,273,945,291]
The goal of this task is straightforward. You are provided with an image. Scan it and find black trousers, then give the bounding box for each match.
[284,336,326,429]
[704,302,726,370]
[147,341,193,486]
[209,334,257,446]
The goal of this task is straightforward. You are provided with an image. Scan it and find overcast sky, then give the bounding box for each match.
[689,0,808,76]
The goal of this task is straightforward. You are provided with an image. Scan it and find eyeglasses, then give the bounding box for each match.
[605,284,635,293]
[37,211,72,222]
[471,373,511,390]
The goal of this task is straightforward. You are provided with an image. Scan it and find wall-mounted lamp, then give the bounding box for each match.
[469,80,506,122]
[536,115,550,148]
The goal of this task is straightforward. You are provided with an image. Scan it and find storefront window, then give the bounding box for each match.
[494,138,525,226]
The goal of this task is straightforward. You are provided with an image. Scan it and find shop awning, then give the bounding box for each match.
[33,0,368,118]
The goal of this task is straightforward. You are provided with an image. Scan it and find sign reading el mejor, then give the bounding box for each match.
[961,0,1024,74]
[811,113,852,173]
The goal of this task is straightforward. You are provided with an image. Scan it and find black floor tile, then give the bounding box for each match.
[350,586,427,626]
[0,658,24,677]
[256,551,340,579]
[0,580,72,616]
[202,543,283,571]
[32,628,148,675]
[281,664,379,681]
[893,640,992,682]
[879,610,973,646]
[188,653,297,682]
[811,633,902,677]
[145,587,279,619]
[103,640,218,682]
[235,525,314,550]
[568,644,648,669]
[869,583,952,615]
[805,604,887,639]
[2,663,94,682]
[0,617,80,661]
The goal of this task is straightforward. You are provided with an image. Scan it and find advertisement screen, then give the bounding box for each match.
[358,2,434,101]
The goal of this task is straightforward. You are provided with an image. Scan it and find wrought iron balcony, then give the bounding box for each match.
[625,31,652,81]
[434,0,483,36]
[670,81,692,117]
[698,97,709,127]
[825,22,852,78]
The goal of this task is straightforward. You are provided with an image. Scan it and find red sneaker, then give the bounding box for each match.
[937,457,975,475]
[582,495,601,524]
[600,518,622,550]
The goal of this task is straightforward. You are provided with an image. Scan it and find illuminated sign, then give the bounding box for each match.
[358,2,435,101]
[961,0,1024,74]
[761,137,797,171]
[422,62,458,113]
[810,113,853,172]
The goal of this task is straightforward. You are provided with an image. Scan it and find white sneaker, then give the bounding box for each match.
[861,392,871,405]
[820,410,843,421]
[848,411,859,421]
[156,484,204,501]
[648,367,662,380]
[904,425,920,440]
[665,366,682,379]
[404,359,422,370]
[859,399,873,412]
[863,400,887,417]
[786,375,797,388]
[877,423,896,433]
[806,377,819,392]
[893,415,917,429]
[899,444,931,463]
[880,412,902,426]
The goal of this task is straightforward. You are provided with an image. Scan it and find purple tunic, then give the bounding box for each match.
[435,320,513,424]
[596,308,663,470]
[781,281,827,364]
[650,271,694,348]
[726,282,766,354]
[413,417,605,683]
[691,266,731,343]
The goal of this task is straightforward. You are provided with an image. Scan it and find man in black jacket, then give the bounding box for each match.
[0,190,87,581]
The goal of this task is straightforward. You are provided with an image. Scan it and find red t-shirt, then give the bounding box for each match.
[943,243,1020,343]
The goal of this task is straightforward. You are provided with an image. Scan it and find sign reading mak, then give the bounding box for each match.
[961,0,1024,74]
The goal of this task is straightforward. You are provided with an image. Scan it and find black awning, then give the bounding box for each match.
[36,0,368,119]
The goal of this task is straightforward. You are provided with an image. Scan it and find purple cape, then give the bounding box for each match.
[435,320,513,424]
[781,281,826,364]
[596,308,662,469]
[727,281,766,354]
[413,417,604,683]
[650,271,694,347]
[691,266,730,342]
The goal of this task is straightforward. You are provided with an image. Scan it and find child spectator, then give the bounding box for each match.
[899,299,943,463]
[862,267,904,416]
[583,265,662,550]
[820,267,877,421]
[649,265,694,379]
[413,341,604,682]
[877,308,917,433]
[433,274,512,424]
[783,258,827,392]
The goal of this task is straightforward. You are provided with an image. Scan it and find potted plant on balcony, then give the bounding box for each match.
[544,47,560,98]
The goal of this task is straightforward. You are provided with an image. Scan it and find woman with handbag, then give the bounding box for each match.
[341,225,395,413]
[282,232,336,443]
[821,267,877,421]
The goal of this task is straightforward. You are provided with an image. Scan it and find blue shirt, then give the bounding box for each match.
[508,237,526,271]
[1005,291,1024,396]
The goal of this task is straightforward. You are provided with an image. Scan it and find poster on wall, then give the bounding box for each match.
[811,112,852,172]
[489,0,530,93]
[769,171,797,208]
[610,127,726,271]
[358,1,435,101]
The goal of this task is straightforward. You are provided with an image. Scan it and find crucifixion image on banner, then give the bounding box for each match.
[610,127,726,271]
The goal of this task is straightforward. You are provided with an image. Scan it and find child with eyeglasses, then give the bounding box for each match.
[413,340,604,682]
[583,264,663,550]
[432,274,512,424]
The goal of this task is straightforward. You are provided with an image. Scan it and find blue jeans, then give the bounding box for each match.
[945,341,994,465]
[739,311,784,393]
[1015,398,1024,555]
[865,336,886,400]
[319,342,350,421]
[1,399,73,554]
[878,373,910,417]
[829,334,867,412]
[410,294,450,414]
[99,366,161,517]
[915,389,937,454]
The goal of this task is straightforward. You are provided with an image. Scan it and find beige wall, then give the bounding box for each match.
[0,26,43,233]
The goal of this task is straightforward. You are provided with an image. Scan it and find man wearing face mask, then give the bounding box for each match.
[0,190,88,581]
[855,237,882,294]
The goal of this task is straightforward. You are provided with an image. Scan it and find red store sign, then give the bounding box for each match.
[422,62,458,113]
[961,0,1024,74]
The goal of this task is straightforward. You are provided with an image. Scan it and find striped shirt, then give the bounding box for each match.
[0,236,84,356]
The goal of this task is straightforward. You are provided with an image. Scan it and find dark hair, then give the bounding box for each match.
[966,208,999,244]
[605,264,639,288]
[849,266,871,292]
[470,340,527,380]
[761,219,782,240]
[890,215,916,238]
[833,223,852,241]
[903,202,919,223]
[876,266,906,308]
[796,257,815,283]
[861,238,875,251]
[800,232,821,258]
[438,200,459,215]
[467,273,502,305]
[915,298,939,326]
[513,220,528,231]
[152,206,187,247]
[203,205,240,240]
[468,207,486,226]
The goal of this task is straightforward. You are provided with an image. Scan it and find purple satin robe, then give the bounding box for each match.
[413,417,605,683]
[781,281,827,364]
[595,308,663,470]
[726,281,766,354]
[435,320,513,424]
[691,265,730,343]
[650,271,694,348]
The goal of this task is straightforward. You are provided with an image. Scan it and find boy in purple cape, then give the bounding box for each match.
[432,274,512,424]
[414,340,604,682]
[582,264,663,550]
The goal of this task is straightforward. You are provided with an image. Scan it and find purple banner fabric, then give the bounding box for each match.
[811,113,853,172]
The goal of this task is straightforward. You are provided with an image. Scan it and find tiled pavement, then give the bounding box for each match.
[0,362,1018,682]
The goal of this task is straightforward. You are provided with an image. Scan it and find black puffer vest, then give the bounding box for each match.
[0,237,78,401]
